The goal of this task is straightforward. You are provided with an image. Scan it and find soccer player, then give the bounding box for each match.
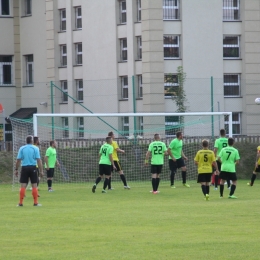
[167,131,189,188]
[14,135,43,206]
[247,145,260,186]
[44,140,60,192]
[194,139,219,200]
[214,129,228,190]
[107,131,130,189]
[218,137,240,199]
[145,133,167,194]
[92,136,116,193]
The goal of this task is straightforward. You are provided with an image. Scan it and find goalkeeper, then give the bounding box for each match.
[247,145,260,186]
[107,131,130,189]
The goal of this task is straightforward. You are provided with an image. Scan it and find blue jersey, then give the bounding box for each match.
[17,144,40,166]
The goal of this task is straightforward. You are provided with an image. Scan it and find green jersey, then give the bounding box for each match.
[99,143,113,165]
[168,138,183,159]
[148,141,167,165]
[219,146,240,172]
[214,137,228,156]
[45,147,57,168]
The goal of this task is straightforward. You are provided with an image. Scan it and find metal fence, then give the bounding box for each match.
[1,135,260,152]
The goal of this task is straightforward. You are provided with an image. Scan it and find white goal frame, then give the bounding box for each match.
[33,112,233,137]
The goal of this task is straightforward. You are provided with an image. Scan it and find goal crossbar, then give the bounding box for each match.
[33,112,233,137]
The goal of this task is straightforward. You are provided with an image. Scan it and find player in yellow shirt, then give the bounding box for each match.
[247,145,260,186]
[194,139,219,201]
[108,131,130,189]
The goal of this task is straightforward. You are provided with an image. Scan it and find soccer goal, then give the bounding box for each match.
[11,112,232,190]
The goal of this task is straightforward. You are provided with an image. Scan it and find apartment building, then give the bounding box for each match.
[0,0,259,139]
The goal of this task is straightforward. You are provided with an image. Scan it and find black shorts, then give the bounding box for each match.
[169,158,185,171]
[46,168,55,178]
[219,171,237,181]
[217,161,221,171]
[20,166,38,184]
[197,173,212,183]
[36,168,40,177]
[255,165,260,173]
[151,165,163,174]
[99,164,112,176]
[111,161,122,172]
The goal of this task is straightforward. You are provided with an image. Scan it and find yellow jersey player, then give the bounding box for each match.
[108,131,130,189]
[194,139,219,201]
[247,145,260,186]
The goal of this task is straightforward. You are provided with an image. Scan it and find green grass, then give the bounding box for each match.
[1,181,260,260]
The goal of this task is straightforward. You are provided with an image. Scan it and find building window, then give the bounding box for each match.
[223,0,240,21]
[121,76,128,99]
[0,0,10,16]
[122,117,129,136]
[76,79,83,101]
[224,74,241,97]
[164,74,179,97]
[119,0,126,24]
[120,38,127,61]
[60,9,66,31]
[163,0,180,20]
[137,36,142,60]
[25,55,33,85]
[137,75,142,98]
[137,0,141,22]
[164,35,180,59]
[75,43,83,65]
[77,117,84,138]
[62,117,69,138]
[223,36,240,58]
[224,112,241,135]
[60,45,67,67]
[24,0,32,15]
[165,116,180,136]
[0,56,12,85]
[75,6,82,29]
[61,81,68,103]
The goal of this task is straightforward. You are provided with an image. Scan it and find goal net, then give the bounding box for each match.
[11,112,232,190]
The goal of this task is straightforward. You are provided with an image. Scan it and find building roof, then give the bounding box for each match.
[9,107,37,119]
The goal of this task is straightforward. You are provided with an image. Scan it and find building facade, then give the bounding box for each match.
[0,0,260,138]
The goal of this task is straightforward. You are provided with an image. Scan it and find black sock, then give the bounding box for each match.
[152,178,156,191]
[156,178,160,190]
[229,184,236,196]
[108,177,111,189]
[182,171,186,184]
[201,185,206,196]
[103,178,109,190]
[95,176,102,186]
[220,184,224,196]
[251,174,256,185]
[214,175,219,188]
[120,174,127,186]
[206,185,209,194]
[170,171,175,186]
[47,180,52,188]
[227,179,230,188]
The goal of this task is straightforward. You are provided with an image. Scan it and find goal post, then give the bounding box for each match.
[11,112,232,190]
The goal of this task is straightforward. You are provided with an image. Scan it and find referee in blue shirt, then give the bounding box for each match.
[15,135,43,207]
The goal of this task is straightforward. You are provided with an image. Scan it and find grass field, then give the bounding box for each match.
[1,180,260,260]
